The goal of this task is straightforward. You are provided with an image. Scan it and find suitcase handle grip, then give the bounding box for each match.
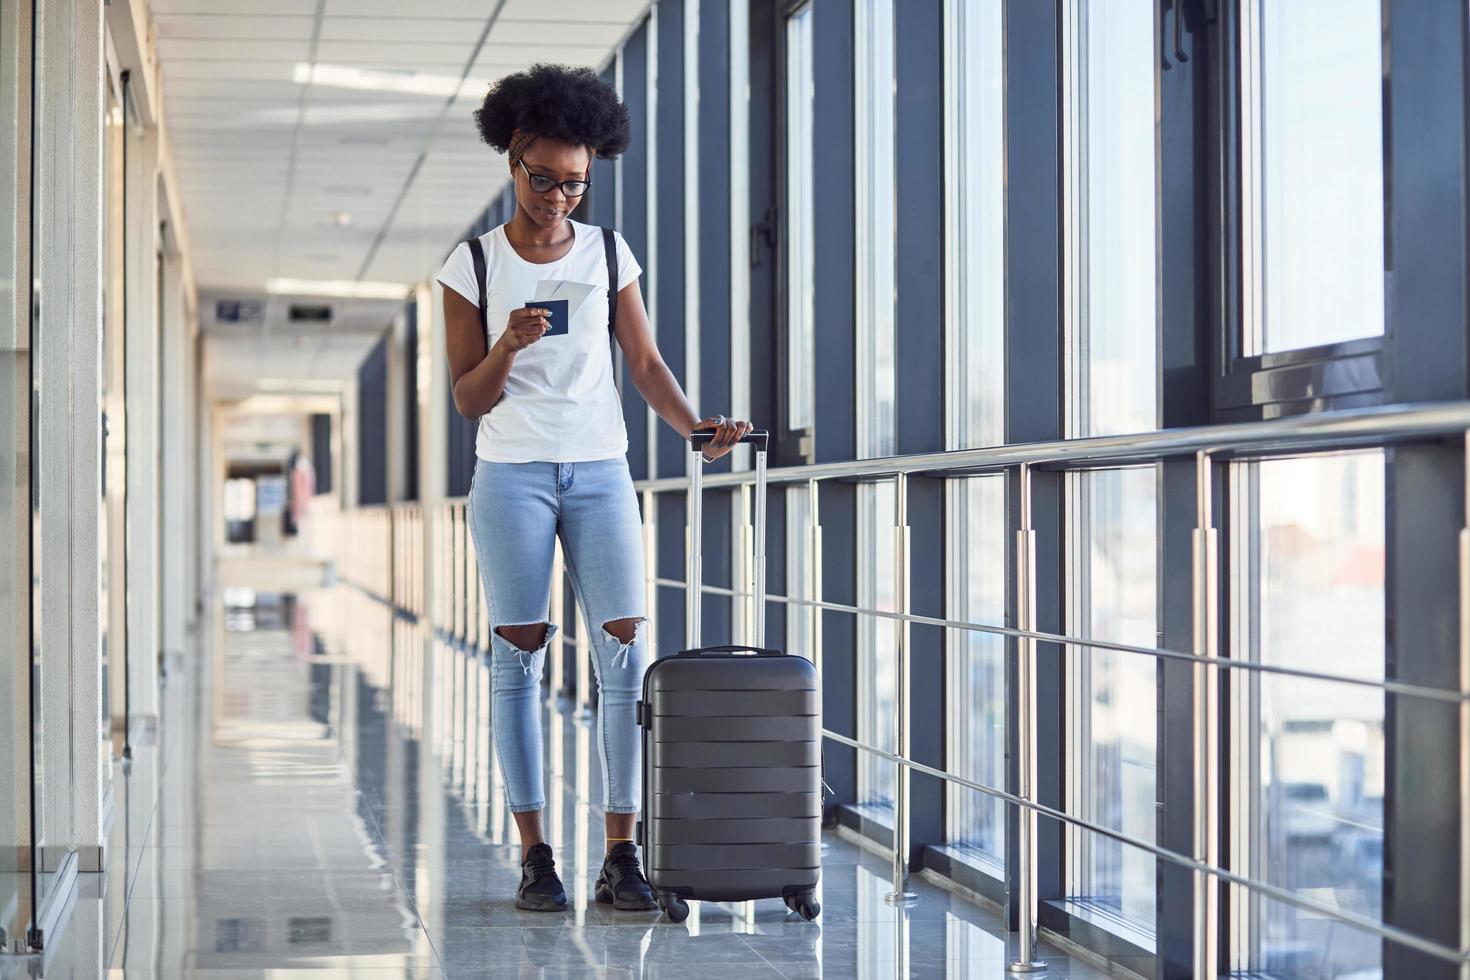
[689,428,769,452]
[675,644,783,657]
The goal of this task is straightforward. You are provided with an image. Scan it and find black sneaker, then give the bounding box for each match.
[595,841,658,911]
[516,843,568,912]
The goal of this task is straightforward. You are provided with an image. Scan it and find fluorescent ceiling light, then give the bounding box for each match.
[266,278,409,300]
[294,62,489,99]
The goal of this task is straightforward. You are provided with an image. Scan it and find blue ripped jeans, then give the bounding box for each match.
[466,457,649,814]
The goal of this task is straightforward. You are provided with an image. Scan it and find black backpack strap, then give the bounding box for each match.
[466,236,489,341]
[602,226,619,334]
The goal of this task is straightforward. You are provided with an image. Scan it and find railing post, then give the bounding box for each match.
[1009,462,1045,972]
[753,446,768,643]
[739,485,753,644]
[688,450,704,649]
[549,539,565,706]
[808,477,823,673]
[1193,450,1220,979]
[886,472,918,906]
[809,477,830,853]
[1459,430,1470,980]
[575,601,593,722]
[643,489,657,659]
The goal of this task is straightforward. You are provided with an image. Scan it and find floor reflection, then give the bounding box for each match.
[10,585,1108,978]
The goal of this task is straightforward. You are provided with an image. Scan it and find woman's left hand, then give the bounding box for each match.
[692,415,753,462]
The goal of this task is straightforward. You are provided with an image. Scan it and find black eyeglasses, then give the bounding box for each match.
[519,160,591,198]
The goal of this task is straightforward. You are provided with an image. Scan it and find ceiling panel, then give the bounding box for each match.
[162,77,307,99]
[483,20,629,47]
[152,0,320,13]
[161,60,301,81]
[473,42,611,69]
[154,14,315,40]
[323,0,505,16]
[499,0,649,21]
[313,41,476,66]
[155,38,314,61]
[319,16,486,44]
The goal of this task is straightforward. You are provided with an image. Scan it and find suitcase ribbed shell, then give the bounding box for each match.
[639,652,822,902]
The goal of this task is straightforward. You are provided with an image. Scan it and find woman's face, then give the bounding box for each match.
[514,136,593,232]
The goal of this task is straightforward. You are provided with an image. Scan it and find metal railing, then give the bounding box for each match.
[629,402,1470,975]
[334,402,1470,975]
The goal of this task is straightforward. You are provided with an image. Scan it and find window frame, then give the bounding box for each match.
[1210,0,1390,422]
[774,0,815,467]
[940,0,1007,877]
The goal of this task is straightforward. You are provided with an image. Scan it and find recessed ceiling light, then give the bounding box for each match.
[266,278,410,300]
[329,210,352,226]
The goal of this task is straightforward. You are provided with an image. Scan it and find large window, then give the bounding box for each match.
[942,0,1006,869]
[0,0,33,942]
[1065,466,1158,932]
[854,0,898,814]
[1063,0,1159,940]
[783,2,815,441]
[945,476,1006,866]
[1242,0,1385,355]
[1229,452,1385,976]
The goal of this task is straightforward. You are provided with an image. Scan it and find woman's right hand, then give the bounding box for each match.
[496,307,551,353]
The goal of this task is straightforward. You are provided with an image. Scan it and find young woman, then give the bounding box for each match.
[437,64,752,913]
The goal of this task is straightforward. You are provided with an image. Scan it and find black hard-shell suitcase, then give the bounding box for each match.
[635,430,822,922]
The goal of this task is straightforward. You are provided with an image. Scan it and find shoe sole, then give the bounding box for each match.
[595,883,658,911]
[516,894,568,912]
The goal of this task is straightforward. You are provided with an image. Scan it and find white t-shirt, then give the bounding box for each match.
[436,220,642,464]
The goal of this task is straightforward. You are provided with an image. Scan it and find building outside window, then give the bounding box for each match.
[854,0,899,815]
[1230,454,1386,976]
[1062,0,1159,939]
[783,1,815,441]
[1243,0,1385,355]
[942,0,1006,870]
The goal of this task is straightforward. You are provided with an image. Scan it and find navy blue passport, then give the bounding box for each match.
[524,298,570,336]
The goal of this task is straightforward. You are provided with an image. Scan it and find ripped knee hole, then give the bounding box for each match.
[494,622,550,652]
[601,617,645,645]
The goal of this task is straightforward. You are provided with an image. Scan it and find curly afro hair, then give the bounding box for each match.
[474,63,631,160]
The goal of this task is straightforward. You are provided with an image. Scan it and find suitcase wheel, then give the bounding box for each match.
[783,891,821,922]
[657,892,689,923]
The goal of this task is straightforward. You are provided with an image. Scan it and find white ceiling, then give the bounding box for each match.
[151,0,647,394]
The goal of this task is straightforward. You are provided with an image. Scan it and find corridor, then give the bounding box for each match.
[13,587,1109,979]
[8,0,1469,976]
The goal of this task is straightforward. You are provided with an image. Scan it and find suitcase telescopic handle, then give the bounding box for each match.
[689,428,769,452]
[687,428,769,650]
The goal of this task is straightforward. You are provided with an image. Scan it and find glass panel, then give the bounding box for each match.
[0,340,29,949]
[857,480,896,813]
[785,484,812,659]
[784,3,815,436]
[0,0,36,949]
[1234,452,1384,976]
[1064,0,1160,941]
[1069,0,1157,441]
[856,0,895,460]
[1253,0,1384,354]
[945,476,1006,867]
[102,78,126,758]
[946,0,1004,452]
[1066,466,1158,932]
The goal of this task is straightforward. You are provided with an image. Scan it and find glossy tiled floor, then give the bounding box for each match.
[7,589,1113,979]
